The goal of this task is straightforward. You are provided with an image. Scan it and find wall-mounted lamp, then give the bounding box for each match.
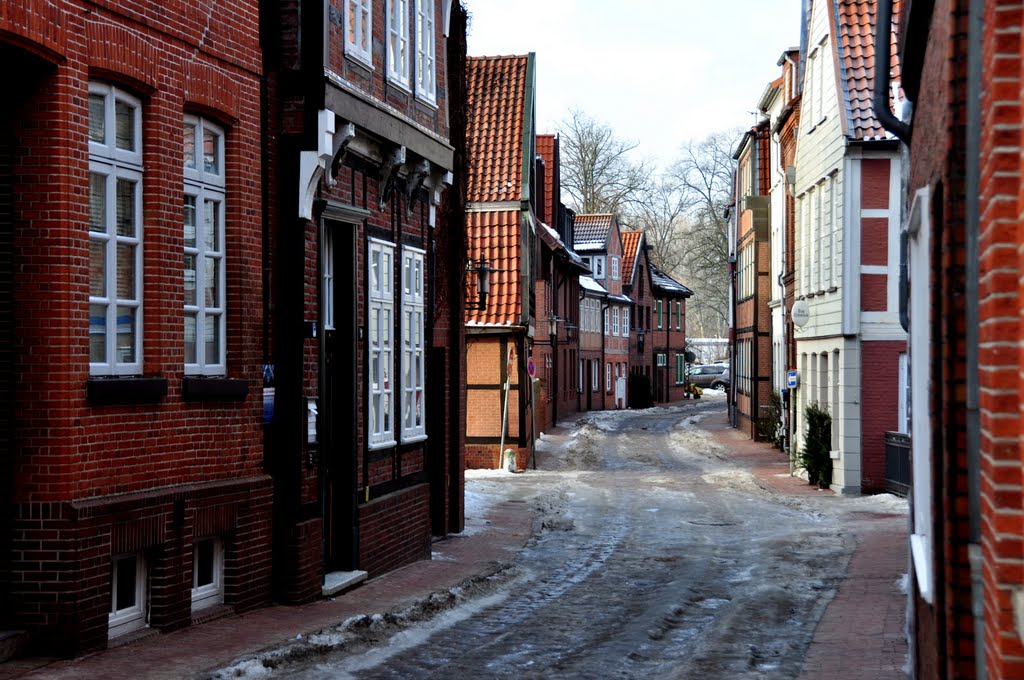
[548,314,560,338]
[465,258,495,311]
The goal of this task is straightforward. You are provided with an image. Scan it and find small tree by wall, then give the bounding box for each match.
[798,402,832,488]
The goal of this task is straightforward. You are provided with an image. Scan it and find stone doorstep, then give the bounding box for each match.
[322,570,369,598]
[0,631,27,664]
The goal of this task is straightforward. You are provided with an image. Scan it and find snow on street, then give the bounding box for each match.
[214,398,907,679]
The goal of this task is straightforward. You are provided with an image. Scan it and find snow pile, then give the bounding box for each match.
[839,493,909,515]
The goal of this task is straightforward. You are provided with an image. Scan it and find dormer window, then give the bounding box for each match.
[610,256,619,280]
[593,256,605,279]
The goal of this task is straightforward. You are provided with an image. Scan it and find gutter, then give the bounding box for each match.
[873,0,912,144]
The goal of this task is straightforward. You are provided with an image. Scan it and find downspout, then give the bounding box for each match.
[601,300,609,408]
[873,0,912,145]
[965,0,984,676]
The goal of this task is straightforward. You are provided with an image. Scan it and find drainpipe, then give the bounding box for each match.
[873,0,912,145]
[601,300,609,408]
[965,0,984,676]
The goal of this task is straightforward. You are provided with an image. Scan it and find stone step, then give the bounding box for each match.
[321,570,368,598]
[0,630,27,663]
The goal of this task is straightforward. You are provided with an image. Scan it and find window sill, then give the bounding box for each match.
[400,434,428,445]
[827,286,838,293]
[368,439,397,452]
[88,377,168,405]
[183,377,250,402]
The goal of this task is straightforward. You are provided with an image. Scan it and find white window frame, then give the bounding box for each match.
[184,115,227,375]
[612,307,620,336]
[401,246,426,442]
[593,256,606,279]
[656,299,663,329]
[675,354,685,384]
[610,256,619,280]
[606,362,612,392]
[89,82,143,376]
[578,358,583,393]
[656,353,667,367]
[676,301,682,330]
[322,227,336,331]
[108,553,148,638]
[191,537,224,612]
[414,0,436,104]
[369,239,396,449]
[345,0,373,66]
[907,187,934,604]
[591,361,599,392]
[622,308,630,338]
[386,0,410,88]
[829,172,839,288]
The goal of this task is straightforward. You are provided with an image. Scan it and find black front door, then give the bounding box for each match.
[321,221,357,572]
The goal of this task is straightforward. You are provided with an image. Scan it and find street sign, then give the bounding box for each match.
[787,370,798,388]
[527,357,536,378]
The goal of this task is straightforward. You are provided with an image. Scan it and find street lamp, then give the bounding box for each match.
[548,314,559,339]
[465,258,495,311]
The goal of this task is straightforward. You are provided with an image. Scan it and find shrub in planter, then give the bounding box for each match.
[799,402,832,488]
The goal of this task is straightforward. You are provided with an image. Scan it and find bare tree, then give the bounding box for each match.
[625,178,687,275]
[558,108,650,214]
[668,130,740,338]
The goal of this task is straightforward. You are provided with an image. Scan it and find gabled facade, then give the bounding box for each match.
[895,1,1024,677]
[650,265,693,403]
[731,119,773,439]
[791,0,906,494]
[574,214,630,410]
[622,229,655,408]
[535,134,586,433]
[463,54,540,470]
[0,0,271,656]
[264,0,461,601]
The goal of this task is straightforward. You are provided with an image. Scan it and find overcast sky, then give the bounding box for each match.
[465,1,803,171]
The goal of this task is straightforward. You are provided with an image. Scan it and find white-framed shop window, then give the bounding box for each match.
[414,0,436,103]
[109,553,148,638]
[345,0,373,65]
[89,82,143,376]
[401,246,426,442]
[386,0,410,87]
[369,239,396,448]
[191,537,224,611]
[183,115,227,374]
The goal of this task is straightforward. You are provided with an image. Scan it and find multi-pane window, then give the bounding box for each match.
[593,256,605,279]
[89,82,143,376]
[676,301,682,330]
[675,354,685,384]
[191,538,224,612]
[369,240,395,448]
[656,299,663,329]
[401,247,426,441]
[611,256,619,280]
[606,362,612,392]
[622,308,630,338]
[603,307,609,335]
[109,553,147,638]
[184,116,226,374]
[387,0,410,87]
[346,0,373,65]
[591,361,599,392]
[414,0,436,103]
[656,353,667,367]
[829,172,838,288]
[612,307,620,336]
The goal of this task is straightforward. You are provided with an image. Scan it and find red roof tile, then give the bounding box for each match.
[466,210,522,327]
[536,134,559,224]
[466,55,530,203]
[620,230,643,286]
[837,0,903,141]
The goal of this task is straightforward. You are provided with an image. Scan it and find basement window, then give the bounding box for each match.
[108,554,148,638]
[191,538,225,611]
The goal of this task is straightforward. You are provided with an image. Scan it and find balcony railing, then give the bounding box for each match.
[884,431,911,498]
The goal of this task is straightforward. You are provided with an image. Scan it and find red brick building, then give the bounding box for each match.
[463,54,540,471]
[0,0,271,656]
[574,214,630,409]
[731,120,773,438]
[650,265,693,403]
[535,134,586,433]
[894,0,1024,677]
[263,0,461,602]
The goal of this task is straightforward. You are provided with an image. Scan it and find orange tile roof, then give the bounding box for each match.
[574,213,615,250]
[620,230,643,286]
[536,134,558,224]
[466,210,522,327]
[466,55,530,203]
[837,0,902,141]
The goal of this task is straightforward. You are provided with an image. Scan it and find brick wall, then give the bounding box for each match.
[358,484,431,577]
[859,341,903,492]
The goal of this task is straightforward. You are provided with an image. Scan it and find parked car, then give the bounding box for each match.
[689,364,730,390]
